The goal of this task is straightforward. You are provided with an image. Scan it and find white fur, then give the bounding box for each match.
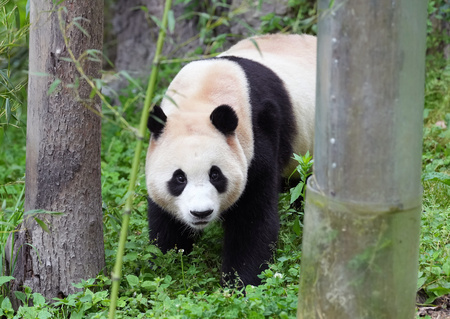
[146,134,246,229]
[176,183,219,229]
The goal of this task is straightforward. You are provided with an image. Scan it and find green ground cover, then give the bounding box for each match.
[0,0,449,317]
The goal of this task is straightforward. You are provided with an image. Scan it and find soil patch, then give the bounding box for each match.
[417,293,450,318]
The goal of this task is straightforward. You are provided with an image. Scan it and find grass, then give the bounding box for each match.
[1,0,449,317]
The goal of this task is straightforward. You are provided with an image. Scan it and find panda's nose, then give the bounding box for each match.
[190,210,213,218]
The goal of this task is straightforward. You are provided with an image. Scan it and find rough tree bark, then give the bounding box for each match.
[111,0,198,83]
[8,0,105,305]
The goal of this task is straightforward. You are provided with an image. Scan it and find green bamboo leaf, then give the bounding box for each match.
[73,20,90,38]
[168,10,175,33]
[118,71,142,90]
[0,127,4,146]
[86,49,102,62]
[150,15,163,30]
[0,221,17,228]
[58,57,74,62]
[5,98,11,124]
[163,92,179,108]
[14,6,20,29]
[47,78,61,95]
[93,78,103,90]
[87,56,102,63]
[0,70,18,95]
[34,217,50,233]
[28,71,51,77]
[89,88,96,99]
[197,12,210,19]
[134,6,148,14]
[149,113,165,126]
[23,209,64,216]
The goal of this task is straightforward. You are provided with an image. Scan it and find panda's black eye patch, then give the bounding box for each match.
[209,166,227,193]
[167,169,187,196]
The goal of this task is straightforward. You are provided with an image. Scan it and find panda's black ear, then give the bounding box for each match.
[148,105,167,139]
[210,105,238,136]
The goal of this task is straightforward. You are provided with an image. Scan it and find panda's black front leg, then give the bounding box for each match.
[147,198,196,254]
[221,176,280,287]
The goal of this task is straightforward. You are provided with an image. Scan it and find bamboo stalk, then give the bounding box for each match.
[108,0,172,317]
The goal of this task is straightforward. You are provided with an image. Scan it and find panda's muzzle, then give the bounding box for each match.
[190,209,213,219]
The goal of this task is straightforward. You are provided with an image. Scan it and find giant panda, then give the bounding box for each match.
[145,34,316,286]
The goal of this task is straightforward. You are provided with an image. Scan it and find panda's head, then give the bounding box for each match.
[145,104,248,230]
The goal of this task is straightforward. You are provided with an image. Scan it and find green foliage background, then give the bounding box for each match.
[0,0,449,317]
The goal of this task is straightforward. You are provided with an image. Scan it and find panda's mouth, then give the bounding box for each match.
[193,221,209,226]
[190,220,211,229]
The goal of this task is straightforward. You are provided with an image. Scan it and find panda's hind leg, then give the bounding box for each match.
[147,197,196,254]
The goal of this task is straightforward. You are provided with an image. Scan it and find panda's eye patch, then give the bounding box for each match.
[167,169,187,196]
[209,166,227,193]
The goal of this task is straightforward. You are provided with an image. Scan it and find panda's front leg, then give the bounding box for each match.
[221,179,280,287]
[147,198,196,254]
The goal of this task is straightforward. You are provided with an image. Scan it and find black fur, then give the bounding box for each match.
[148,197,197,254]
[148,56,296,287]
[219,56,296,286]
[148,105,167,139]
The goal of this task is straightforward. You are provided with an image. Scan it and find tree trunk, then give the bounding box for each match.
[9,0,105,306]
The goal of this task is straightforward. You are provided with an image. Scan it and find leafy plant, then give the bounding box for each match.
[0,0,29,143]
[416,1,450,307]
[288,151,313,205]
[260,0,317,34]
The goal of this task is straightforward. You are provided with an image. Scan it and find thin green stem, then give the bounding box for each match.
[107,0,172,318]
[180,250,187,291]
